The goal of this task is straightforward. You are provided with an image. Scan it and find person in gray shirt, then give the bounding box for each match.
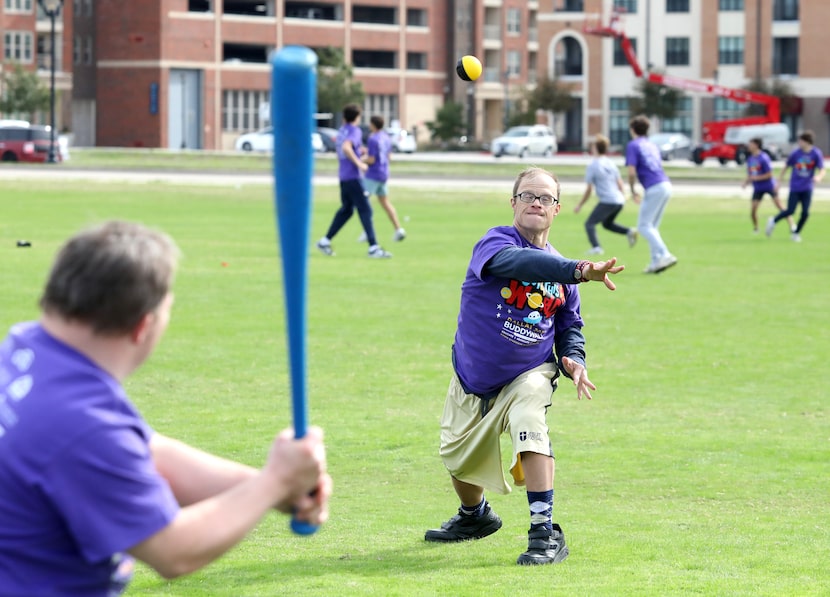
[574,134,638,255]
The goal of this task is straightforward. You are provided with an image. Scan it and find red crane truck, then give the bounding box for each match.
[583,10,787,165]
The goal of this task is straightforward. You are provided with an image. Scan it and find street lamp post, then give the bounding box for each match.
[38,0,64,164]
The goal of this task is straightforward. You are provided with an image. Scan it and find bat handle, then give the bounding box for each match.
[289,425,319,535]
[290,517,318,535]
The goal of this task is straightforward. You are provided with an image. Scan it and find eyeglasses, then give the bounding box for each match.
[514,191,559,206]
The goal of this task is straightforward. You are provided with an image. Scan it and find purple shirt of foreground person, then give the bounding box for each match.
[453,226,583,397]
[337,121,364,181]
[0,220,331,596]
[625,136,668,190]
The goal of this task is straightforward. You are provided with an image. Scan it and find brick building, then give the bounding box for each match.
[0,0,73,131]
[540,0,830,152]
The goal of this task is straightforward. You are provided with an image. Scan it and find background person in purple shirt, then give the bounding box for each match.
[766,130,825,242]
[741,137,793,234]
[361,115,406,242]
[626,115,677,274]
[0,221,332,596]
[316,103,392,258]
[424,167,623,566]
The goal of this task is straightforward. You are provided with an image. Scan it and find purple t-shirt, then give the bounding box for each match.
[786,146,824,192]
[747,152,775,193]
[0,322,179,596]
[625,137,669,189]
[365,130,392,183]
[337,123,363,181]
[453,226,583,396]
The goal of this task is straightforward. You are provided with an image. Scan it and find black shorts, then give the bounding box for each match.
[752,189,775,201]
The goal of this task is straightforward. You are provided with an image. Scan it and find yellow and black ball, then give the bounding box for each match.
[456,55,482,82]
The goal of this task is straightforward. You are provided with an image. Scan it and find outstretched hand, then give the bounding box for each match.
[561,356,596,400]
[584,257,625,290]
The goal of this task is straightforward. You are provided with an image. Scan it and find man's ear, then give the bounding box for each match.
[130,312,154,344]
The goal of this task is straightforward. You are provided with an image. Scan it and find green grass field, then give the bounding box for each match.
[2,176,828,596]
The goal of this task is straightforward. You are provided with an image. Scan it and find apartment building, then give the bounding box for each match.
[65,0,455,149]
[539,0,830,152]
[0,0,73,131]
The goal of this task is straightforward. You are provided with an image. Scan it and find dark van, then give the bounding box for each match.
[0,125,61,163]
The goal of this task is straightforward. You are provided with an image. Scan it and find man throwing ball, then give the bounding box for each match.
[424,167,623,565]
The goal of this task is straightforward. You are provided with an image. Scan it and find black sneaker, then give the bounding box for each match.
[516,523,569,565]
[424,503,502,542]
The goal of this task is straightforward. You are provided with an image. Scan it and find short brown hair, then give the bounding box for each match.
[629,115,651,137]
[40,221,179,335]
[593,134,610,155]
[370,115,384,130]
[799,130,815,145]
[512,167,560,201]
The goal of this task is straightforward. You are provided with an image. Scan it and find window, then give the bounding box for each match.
[554,37,582,77]
[223,43,270,63]
[353,5,396,25]
[507,50,521,78]
[718,0,743,9]
[353,50,396,69]
[222,89,270,132]
[406,52,426,70]
[718,36,744,65]
[773,0,798,21]
[3,32,34,63]
[73,36,80,65]
[614,0,637,12]
[561,0,584,11]
[666,0,689,11]
[773,37,798,75]
[406,8,426,26]
[188,0,211,11]
[666,37,689,66]
[284,3,339,20]
[4,0,32,12]
[506,8,521,35]
[609,97,631,147]
[364,94,398,128]
[661,97,693,138]
[84,36,93,65]
[614,37,636,66]
[83,0,92,17]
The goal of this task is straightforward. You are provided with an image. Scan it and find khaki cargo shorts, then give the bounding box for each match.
[438,362,559,495]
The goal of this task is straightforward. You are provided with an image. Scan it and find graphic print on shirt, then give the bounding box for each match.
[793,154,816,178]
[495,279,565,346]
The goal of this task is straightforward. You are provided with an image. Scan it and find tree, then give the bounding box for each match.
[0,62,50,118]
[742,78,798,117]
[315,47,364,126]
[425,101,465,143]
[628,74,685,124]
[512,76,574,128]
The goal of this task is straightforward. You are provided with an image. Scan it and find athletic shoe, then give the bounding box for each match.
[393,228,407,242]
[627,229,639,247]
[653,254,678,273]
[752,228,759,234]
[586,246,604,255]
[516,524,569,565]
[316,240,334,256]
[791,232,802,243]
[424,503,502,543]
[765,216,775,237]
[356,231,368,243]
[368,245,392,259]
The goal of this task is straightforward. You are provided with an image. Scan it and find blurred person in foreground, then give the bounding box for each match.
[0,220,331,595]
[424,167,623,565]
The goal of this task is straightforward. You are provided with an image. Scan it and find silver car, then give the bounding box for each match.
[491,125,557,158]
[648,132,692,161]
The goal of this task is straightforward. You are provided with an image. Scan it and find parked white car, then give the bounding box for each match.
[235,127,324,153]
[491,125,557,158]
[387,127,417,153]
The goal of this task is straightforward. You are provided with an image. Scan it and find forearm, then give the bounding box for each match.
[151,434,257,506]
[555,325,586,375]
[343,143,362,168]
[129,472,283,579]
[487,246,580,284]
